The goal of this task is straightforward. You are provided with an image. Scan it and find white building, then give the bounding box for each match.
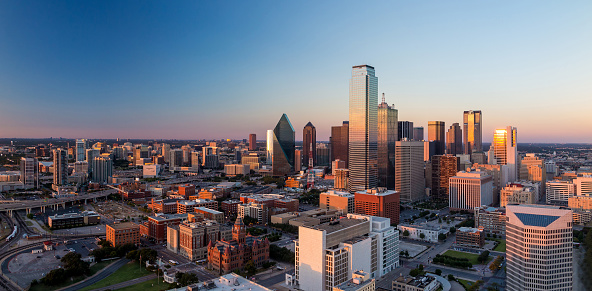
[449,170,493,211]
[506,205,573,291]
[546,180,575,204]
[237,203,268,224]
[224,164,250,176]
[143,164,161,178]
[397,223,448,243]
[348,214,399,276]
[575,176,592,196]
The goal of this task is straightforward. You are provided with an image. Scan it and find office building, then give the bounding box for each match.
[320,190,355,214]
[90,153,113,184]
[169,149,183,170]
[446,123,462,155]
[546,180,575,204]
[354,188,399,225]
[20,157,38,189]
[348,65,378,193]
[431,155,459,201]
[249,134,257,151]
[392,275,440,291]
[194,207,224,224]
[175,220,231,261]
[474,206,506,236]
[241,154,260,170]
[493,126,518,182]
[569,196,592,211]
[449,171,493,211]
[303,122,316,166]
[575,176,592,196]
[139,213,186,243]
[331,121,349,167]
[377,94,397,189]
[334,168,349,191]
[48,211,100,229]
[427,121,445,156]
[463,110,482,155]
[75,139,87,162]
[332,159,347,174]
[506,205,572,291]
[202,146,220,169]
[456,227,485,248]
[225,164,250,176]
[316,147,331,167]
[266,129,273,165]
[238,202,269,224]
[294,149,302,172]
[520,154,546,197]
[500,181,540,207]
[413,127,424,141]
[395,140,425,203]
[134,145,150,166]
[53,148,68,186]
[398,121,414,141]
[161,143,170,163]
[106,222,140,247]
[272,114,295,176]
[295,214,399,291]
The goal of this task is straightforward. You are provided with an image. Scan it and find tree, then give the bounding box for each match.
[244,260,257,276]
[403,230,410,237]
[41,268,67,286]
[435,269,442,276]
[449,227,456,233]
[27,213,34,219]
[61,252,90,276]
[98,239,112,248]
[438,217,442,224]
[438,233,447,241]
[448,274,455,281]
[409,268,420,277]
[418,264,424,271]
[419,233,425,239]
[175,272,199,287]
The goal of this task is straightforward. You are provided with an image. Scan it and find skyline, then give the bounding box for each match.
[1,1,592,142]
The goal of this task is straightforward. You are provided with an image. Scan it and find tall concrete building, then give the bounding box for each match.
[248,134,257,151]
[574,176,592,196]
[463,110,482,155]
[272,114,295,176]
[348,65,378,193]
[354,188,400,225]
[294,149,302,172]
[413,127,424,141]
[20,157,39,188]
[394,140,425,203]
[331,121,349,167]
[76,139,87,162]
[546,180,575,204]
[333,168,349,191]
[134,145,149,166]
[53,148,68,186]
[320,190,355,214]
[493,126,518,182]
[303,122,316,167]
[449,171,493,211]
[506,205,572,291]
[520,154,546,195]
[398,121,414,141]
[162,143,171,163]
[266,129,273,165]
[377,94,397,189]
[428,121,445,156]
[295,214,399,291]
[431,155,460,201]
[169,149,183,170]
[90,153,113,184]
[446,123,462,155]
[501,182,540,207]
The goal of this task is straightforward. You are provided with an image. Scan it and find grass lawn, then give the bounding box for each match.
[492,239,506,252]
[30,261,112,291]
[457,278,475,290]
[79,262,152,291]
[117,278,169,291]
[443,250,491,265]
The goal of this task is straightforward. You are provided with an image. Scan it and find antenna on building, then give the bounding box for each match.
[382,93,385,103]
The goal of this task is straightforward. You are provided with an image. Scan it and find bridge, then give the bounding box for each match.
[0,189,118,216]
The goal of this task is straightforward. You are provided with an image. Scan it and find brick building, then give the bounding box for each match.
[139,213,187,243]
[106,222,140,247]
[178,184,196,199]
[221,200,242,216]
[354,188,400,225]
[456,227,485,248]
[48,211,100,229]
[177,199,218,214]
[148,199,179,214]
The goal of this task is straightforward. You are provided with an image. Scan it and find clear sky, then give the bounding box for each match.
[1,1,591,142]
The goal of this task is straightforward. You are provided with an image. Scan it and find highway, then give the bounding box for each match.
[0,189,117,212]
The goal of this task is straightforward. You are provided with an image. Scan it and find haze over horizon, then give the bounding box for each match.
[1,1,591,143]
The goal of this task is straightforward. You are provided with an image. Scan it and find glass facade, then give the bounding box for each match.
[428,121,445,156]
[446,123,462,155]
[266,129,273,164]
[348,65,378,193]
[272,114,295,176]
[331,121,349,167]
[397,121,413,141]
[377,96,397,189]
[303,122,316,167]
[463,110,482,155]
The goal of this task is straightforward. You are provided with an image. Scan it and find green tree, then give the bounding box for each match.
[438,233,447,241]
[27,213,34,219]
[41,268,67,286]
[244,260,257,276]
[419,233,425,239]
[403,230,410,237]
[61,252,90,276]
[448,274,455,281]
[175,272,199,287]
[435,269,442,276]
[409,268,420,277]
[449,227,456,233]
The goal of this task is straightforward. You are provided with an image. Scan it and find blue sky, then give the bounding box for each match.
[1,1,591,142]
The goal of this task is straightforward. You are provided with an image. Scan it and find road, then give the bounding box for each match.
[0,189,117,212]
[89,274,157,291]
[60,258,130,291]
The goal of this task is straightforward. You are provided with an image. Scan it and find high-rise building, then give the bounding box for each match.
[413,127,424,141]
[574,176,592,196]
[449,171,493,211]
[303,122,316,167]
[53,148,68,186]
[134,145,149,166]
[493,126,518,182]
[354,188,400,225]
[463,110,482,155]
[316,147,330,167]
[446,123,462,155]
[377,94,397,189]
[76,139,87,162]
[162,143,171,163]
[249,134,257,151]
[331,121,349,167]
[348,65,378,193]
[169,149,183,170]
[272,114,295,176]
[395,140,425,203]
[398,121,414,141]
[85,149,100,165]
[428,121,445,156]
[320,190,355,214]
[202,146,219,169]
[334,169,349,191]
[20,157,39,188]
[546,180,575,204]
[520,154,546,196]
[190,151,200,170]
[294,149,302,172]
[90,153,113,184]
[431,155,460,201]
[295,214,399,291]
[506,205,572,291]
[266,129,273,165]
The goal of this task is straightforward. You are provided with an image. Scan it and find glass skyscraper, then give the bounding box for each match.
[272,114,295,176]
[348,65,378,193]
[266,129,273,165]
[378,94,397,189]
[463,110,482,155]
[303,122,316,167]
[428,121,445,156]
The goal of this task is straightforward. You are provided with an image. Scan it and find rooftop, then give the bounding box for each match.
[151,213,188,222]
[307,218,366,234]
[394,275,437,288]
[108,222,138,230]
[184,273,271,291]
[195,207,222,214]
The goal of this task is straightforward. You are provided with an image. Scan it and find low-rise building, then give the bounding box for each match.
[568,195,592,211]
[221,199,242,216]
[139,213,187,243]
[573,210,592,225]
[148,199,178,214]
[397,223,448,243]
[177,199,218,214]
[48,211,100,229]
[225,164,250,176]
[392,275,440,291]
[501,181,540,207]
[238,202,268,224]
[186,273,272,291]
[456,227,485,248]
[194,207,224,223]
[332,270,375,291]
[320,190,355,214]
[474,206,506,236]
[174,220,231,261]
[106,222,140,247]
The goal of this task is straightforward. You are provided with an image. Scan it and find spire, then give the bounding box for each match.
[382,93,385,103]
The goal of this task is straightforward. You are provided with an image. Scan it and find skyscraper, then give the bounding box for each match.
[303,122,316,167]
[294,149,302,172]
[248,134,257,151]
[53,148,68,186]
[431,155,459,201]
[348,65,378,193]
[395,140,425,203]
[76,139,87,162]
[463,110,482,155]
[377,94,398,189]
[330,121,349,167]
[506,205,572,291]
[398,121,414,141]
[162,143,170,163]
[493,126,518,182]
[266,129,273,165]
[446,123,462,155]
[413,127,424,141]
[449,171,493,211]
[90,153,113,184]
[20,157,38,189]
[428,121,445,156]
[272,114,295,176]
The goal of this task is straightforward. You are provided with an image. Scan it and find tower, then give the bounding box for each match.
[493,126,518,182]
[348,65,378,193]
[330,121,349,167]
[303,122,316,167]
[248,134,257,151]
[53,148,68,186]
[272,114,295,176]
[428,121,445,156]
[446,123,462,155]
[463,110,482,155]
[377,93,398,189]
[307,143,315,189]
[232,217,246,244]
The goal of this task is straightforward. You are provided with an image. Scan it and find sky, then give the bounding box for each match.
[0,1,591,143]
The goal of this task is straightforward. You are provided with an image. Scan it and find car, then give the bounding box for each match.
[55,255,60,259]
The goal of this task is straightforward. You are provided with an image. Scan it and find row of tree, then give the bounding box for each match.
[432,254,473,269]
[270,244,295,264]
[38,253,90,286]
